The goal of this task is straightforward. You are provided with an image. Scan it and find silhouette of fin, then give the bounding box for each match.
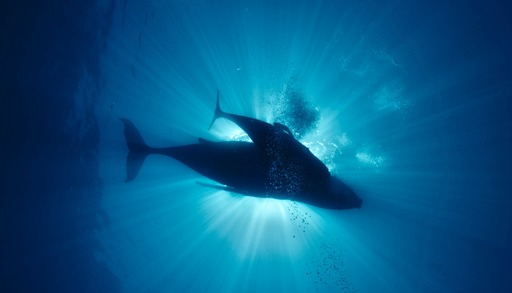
[208,90,224,130]
[121,119,150,182]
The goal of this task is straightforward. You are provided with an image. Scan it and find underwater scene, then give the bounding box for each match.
[2,0,511,292]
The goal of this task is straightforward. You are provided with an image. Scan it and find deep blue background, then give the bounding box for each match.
[1,0,511,292]
[1,1,119,292]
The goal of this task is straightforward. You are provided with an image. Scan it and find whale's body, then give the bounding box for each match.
[122,92,362,210]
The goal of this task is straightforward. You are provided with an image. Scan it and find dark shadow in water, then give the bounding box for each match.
[1,1,119,292]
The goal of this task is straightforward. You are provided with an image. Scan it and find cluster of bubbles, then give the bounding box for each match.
[306,241,354,292]
[373,79,410,115]
[287,201,311,238]
[264,127,304,196]
[355,151,385,168]
[265,76,320,139]
[303,140,343,172]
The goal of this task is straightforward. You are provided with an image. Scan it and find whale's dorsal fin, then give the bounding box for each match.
[208,90,225,130]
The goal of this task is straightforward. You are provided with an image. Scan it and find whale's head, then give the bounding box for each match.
[325,176,362,209]
[302,176,362,210]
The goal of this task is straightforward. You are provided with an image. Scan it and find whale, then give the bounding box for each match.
[121,92,362,210]
[208,91,331,187]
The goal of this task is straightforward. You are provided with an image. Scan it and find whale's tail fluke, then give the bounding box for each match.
[121,118,150,182]
[208,90,225,130]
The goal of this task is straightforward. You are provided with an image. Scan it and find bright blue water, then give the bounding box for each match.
[2,0,511,292]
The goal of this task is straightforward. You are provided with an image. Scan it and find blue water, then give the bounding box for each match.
[2,0,511,292]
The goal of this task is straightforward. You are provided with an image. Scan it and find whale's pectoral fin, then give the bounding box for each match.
[196,181,249,195]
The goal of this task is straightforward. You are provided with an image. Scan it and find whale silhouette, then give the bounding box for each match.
[121,92,362,210]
